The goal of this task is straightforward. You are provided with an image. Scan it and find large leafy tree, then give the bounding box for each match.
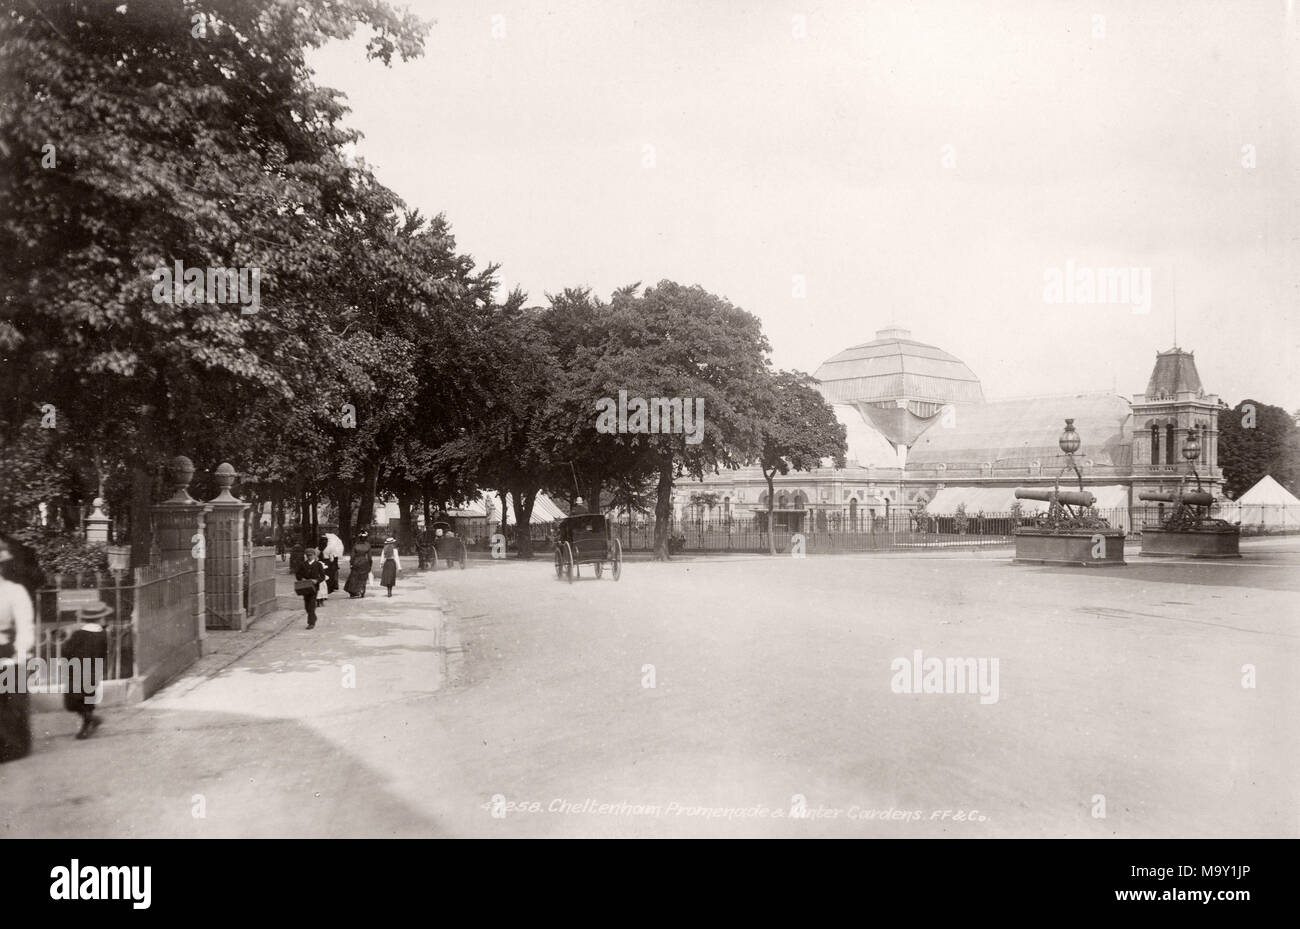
[0,0,428,563]
[755,371,847,555]
[1218,399,1300,498]
[592,281,772,560]
[439,291,560,559]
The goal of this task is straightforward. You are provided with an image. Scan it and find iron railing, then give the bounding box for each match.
[32,570,135,685]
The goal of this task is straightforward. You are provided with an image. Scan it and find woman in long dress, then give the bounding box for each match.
[343,532,373,598]
[380,537,401,596]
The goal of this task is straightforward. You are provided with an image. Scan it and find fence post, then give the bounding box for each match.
[205,463,250,631]
[151,455,210,646]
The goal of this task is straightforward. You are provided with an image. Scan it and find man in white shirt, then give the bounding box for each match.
[0,540,35,761]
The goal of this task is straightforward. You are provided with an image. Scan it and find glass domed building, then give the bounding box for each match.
[675,330,1222,536]
[812,327,985,447]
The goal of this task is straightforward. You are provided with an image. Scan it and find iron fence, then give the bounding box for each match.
[246,546,277,617]
[32,570,135,686]
[30,559,203,689]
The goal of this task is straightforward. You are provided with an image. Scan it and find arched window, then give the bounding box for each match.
[1165,424,1175,465]
[1150,424,1159,464]
[778,491,789,508]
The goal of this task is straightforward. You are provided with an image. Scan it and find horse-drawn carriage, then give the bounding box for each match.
[553,513,622,583]
[429,520,467,569]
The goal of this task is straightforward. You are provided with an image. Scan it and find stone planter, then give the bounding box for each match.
[1139,528,1240,558]
[1013,529,1126,566]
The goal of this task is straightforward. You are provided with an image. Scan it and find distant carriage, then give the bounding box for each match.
[553,513,622,583]
[429,520,467,569]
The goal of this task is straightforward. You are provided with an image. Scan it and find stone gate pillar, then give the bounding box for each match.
[151,455,210,641]
[205,463,250,631]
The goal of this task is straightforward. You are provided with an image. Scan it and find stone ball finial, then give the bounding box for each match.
[209,462,243,505]
[214,462,236,488]
[167,455,195,487]
[164,455,197,503]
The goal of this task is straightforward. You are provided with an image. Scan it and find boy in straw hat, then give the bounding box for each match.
[62,602,110,740]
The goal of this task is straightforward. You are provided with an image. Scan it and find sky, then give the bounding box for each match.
[308,0,1299,409]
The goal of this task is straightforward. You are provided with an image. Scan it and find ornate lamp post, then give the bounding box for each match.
[1011,417,1125,565]
[1059,418,1083,491]
[1137,423,1238,557]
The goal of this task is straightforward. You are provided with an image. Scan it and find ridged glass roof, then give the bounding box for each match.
[813,329,984,405]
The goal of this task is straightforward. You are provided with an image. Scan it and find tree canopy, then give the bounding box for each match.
[0,1,865,570]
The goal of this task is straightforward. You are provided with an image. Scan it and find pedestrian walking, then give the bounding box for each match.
[320,532,345,595]
[343,531,372,598]
[380,536,401,596]
[61,603,110,740]
[295,548,326,629]
[289,542,305,575]
[0,540,35,762]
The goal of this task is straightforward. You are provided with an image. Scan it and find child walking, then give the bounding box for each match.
[380,537,401,596]
[62,603,110,740]
[295,548,326,629]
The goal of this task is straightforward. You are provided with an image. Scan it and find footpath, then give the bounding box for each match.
[1,567,449,838]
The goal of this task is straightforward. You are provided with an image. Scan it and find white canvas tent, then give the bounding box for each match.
[1218,475,1300,529]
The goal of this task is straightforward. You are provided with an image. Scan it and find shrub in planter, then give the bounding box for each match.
[6,527,107,580]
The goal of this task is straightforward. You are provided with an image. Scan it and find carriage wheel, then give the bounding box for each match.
[554,546,563,580]
[562,543,574,584]
[611,538,622,581]
[595,561,603,578]
[458,542,467,569]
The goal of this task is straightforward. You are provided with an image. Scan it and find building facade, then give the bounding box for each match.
[677,329,1221,530]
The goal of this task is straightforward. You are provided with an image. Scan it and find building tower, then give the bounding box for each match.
[1129,348,1221,501]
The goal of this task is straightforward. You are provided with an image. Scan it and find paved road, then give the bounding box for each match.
[5,539,1297,837]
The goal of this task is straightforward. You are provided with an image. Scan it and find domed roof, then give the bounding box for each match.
[813,328,984,407]
[827,403,901,469]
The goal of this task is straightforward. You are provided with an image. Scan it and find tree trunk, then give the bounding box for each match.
[498,490,508,538]
[586,471,603,513]
[355,459,379,531]
[512,488,538,559]
[271,482,284,543]
[335,480,354,543]
[764,468,777,556]
[652,455,674,561]
[397,492,417,553]
[128,454,155,568]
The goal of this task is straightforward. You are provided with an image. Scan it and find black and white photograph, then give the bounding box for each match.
[0,0,1294,901]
